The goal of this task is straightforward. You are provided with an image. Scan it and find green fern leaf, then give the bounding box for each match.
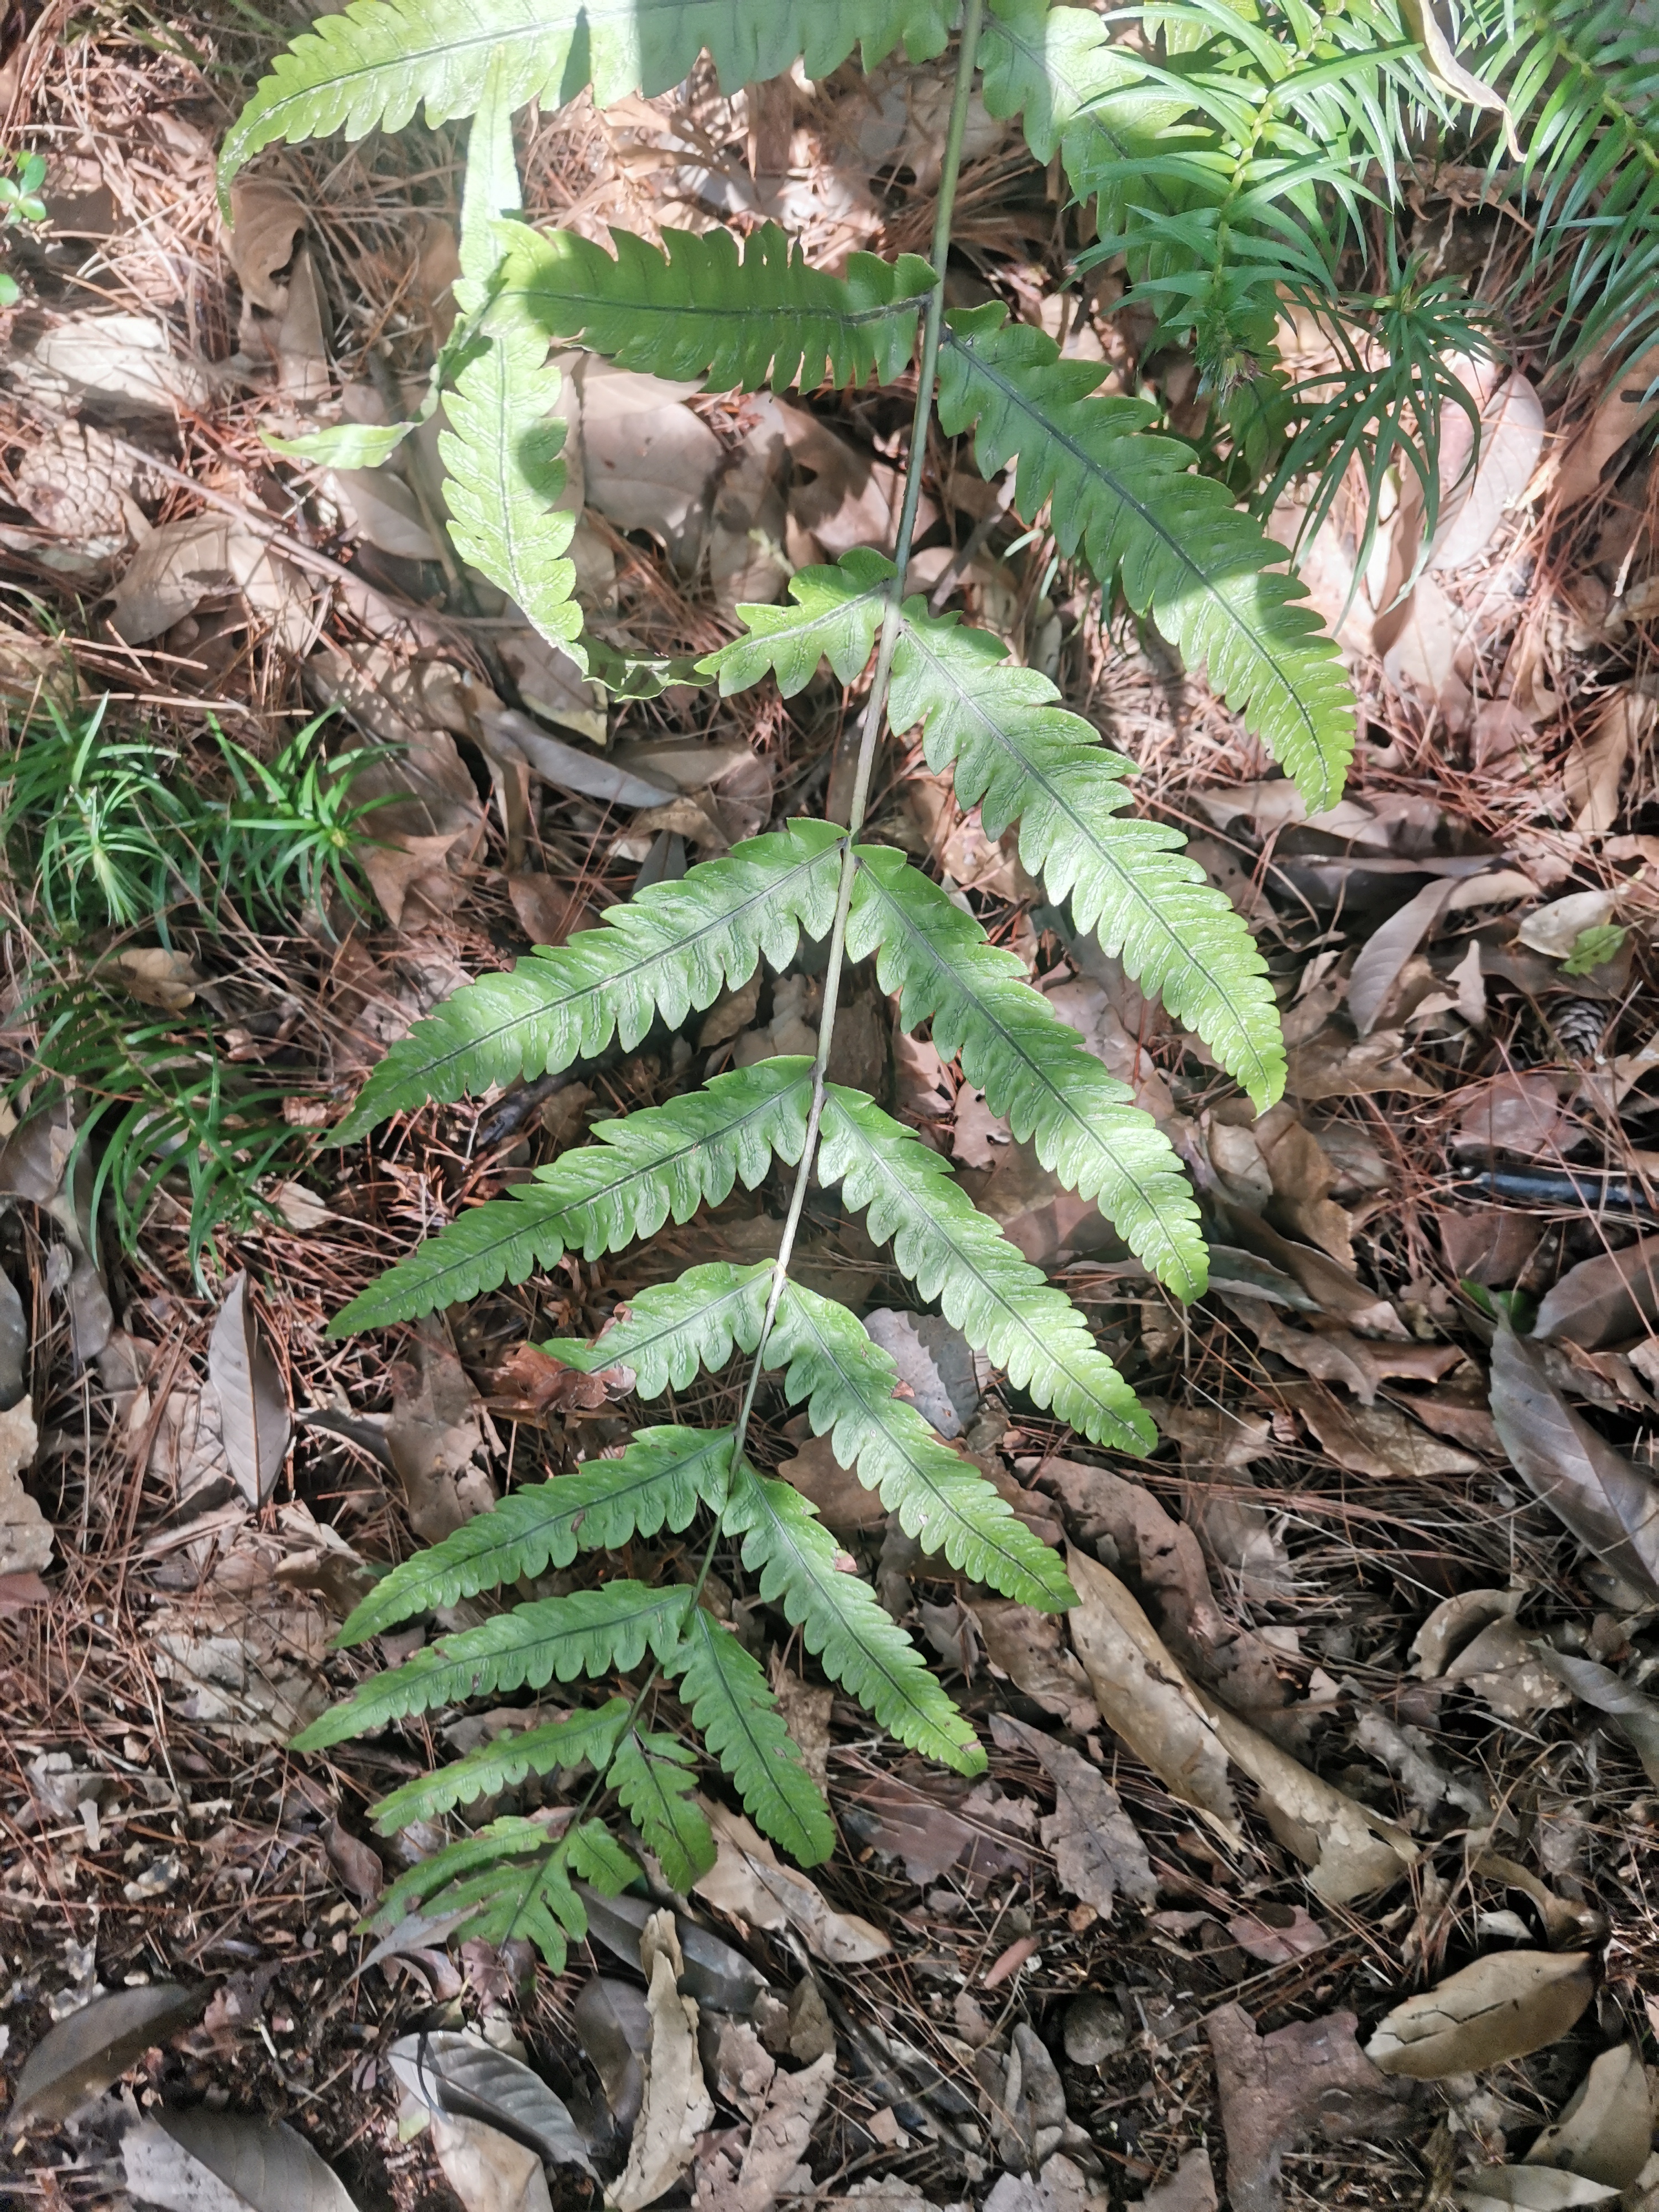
[702,549,893,698]
[499,222,935,391]
[369,1698,631,1833]
[221,0,954,195]
[439,62,581,658]
[761,1277,1077,1601]
[333,821,843,1140]
[849,845,1207,1298]
[979,0,1186,211]
[664,1608,834,1865]
[722,1457,984,1773]
[936,309,1355,810]
[375,1814,631,1968]
[546,1261,775,1397]
[610,1729,715,1890]
[292,1583,692,1750]
[333,1061,815,1332]
[337,1428,734,1644]
[888,600,1285,1108]
[817,1086,1151,1458]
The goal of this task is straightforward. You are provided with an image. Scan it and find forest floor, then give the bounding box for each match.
[2,8,1659,2212]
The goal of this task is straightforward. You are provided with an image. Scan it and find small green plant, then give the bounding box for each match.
[223,0,1659,1954]
[2,700,385,1274]
[0,150,46,307]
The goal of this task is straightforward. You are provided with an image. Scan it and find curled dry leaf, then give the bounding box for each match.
[1526,2044,1654,2190]
[208,1274,291,1506]
[388,2031,593,2174]
[10,1981,202,2130]
[692,2051,834,2212]
[1411,1587,1524,1677]
[226,179,307,312]
[0,1400,51,1575]
[694,1799,890,1965]
[1489,1323,1659,1602]
[122,2109,358,2212]
[611,1911,716,2212]
[1457,2169,1619,2210]
[990,1712,1156,1917]
[1067,1550,1415,1903]
[1364,1950,1594,2079]
[1278,1379,1480,1480]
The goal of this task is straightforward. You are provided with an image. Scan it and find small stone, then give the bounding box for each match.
[1063,1995,1126,2068]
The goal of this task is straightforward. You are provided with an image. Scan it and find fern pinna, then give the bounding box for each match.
[239,0,1357,1964]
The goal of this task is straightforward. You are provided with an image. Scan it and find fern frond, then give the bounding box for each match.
[721,1458,984,1773]
[337,1428,735,1644]
[888,598,1284,1108]
[369,1698,631,1833]
[664,1608,834,1865]
[702,549,893,697]
[936,308,1354,809]
[817,1087,1150,1459]
[848,846,1207,1299]
[334,1061,815,1332]
[499,222,934,391]
[375,1814,632,1968]
[765,1274,1080,1601]
[980,0,1183,210]
[292,1583,692,1749]
[440,62,581,658]
[333,821,843,1140]
[548,1260,775,1397]
[221,0,954,195]
[610,1729,715,1890]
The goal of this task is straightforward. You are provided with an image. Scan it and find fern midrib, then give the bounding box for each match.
[853,853,1194,1253]
[941,324,1318,754]
[896,616,1272,1091]
[822,1098,1129,1428]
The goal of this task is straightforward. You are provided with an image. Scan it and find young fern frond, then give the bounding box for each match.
[721,1458,984,1773]
[377,1815,633,1970]
[293,1583,693,1749]
[337,1428,733,1644]
[332,1062,815,1331]
[219,0,956,193]
[611,1729,715,1890]
[664,1609,836,1866]
[848,848,1208,1296]
[936,310,1356,808]
[499,222,935,391]
[333,822,843,1139]
[368,1700,632,1833]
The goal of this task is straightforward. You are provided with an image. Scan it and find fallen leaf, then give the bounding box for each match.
[1411,1587,1524,1677]
[573,358,722,573]
[1532,1647,1659,1787]
[577,1885,767,2017]
[1286,1026,1437,1100]
[388,2031,593,2174]
[1238,1305,1461,1405]
[1277,1380,1479,1479]
[0,1400,50,1575]
[573,1976,650,2136]
[226,179,307,312]
[479,707,673,808]
[775,1433,886,1533]
[707,413,792,617]
[952,1084,1013,1170]
[108,514,310,648]
[1068,1550,1415,1903]
[1383,574,1469,725]
[10,1982,202,2130]
[1519,890,1617,960]
[1365,1951,1594,2078]
[692,2051,833,2212]
[1138,2150,1217,2212]
[122,2109,357,2212]
[327,464,441,560]
[1208,2002,1415,2212]
[1458,2169,1619,2210]
[1226,1905,1327,1964]
[766,1658,831,1792]
[611,1910,716,2212]
[427,2114,553,2212]
[28,311,218,415]
[842,1776,977,1884]
[1535,1236,1659,1350]
[321,1817,383,1906]
[861,1310,980,1438]
[973,2021,1073,2174]
[1489,1322,1659,1601]
[1525,2044,1653,2189]
[1348,879,1460,1035]
[208,1274,290,1506]
[1556,344,1659,508]
[1427,369,1545,572]
[386,1328,497,1542]
[1456,1072,1572,1157]
[693,1801,890,1965]
[1565,692,1648,836]
[989,1713,1156,1916]
[973,1597,1098,1733]
[1443,1618,1573,1719]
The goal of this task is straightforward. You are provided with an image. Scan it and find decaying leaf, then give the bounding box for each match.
[122,2109,358,2212]
[108,514,310,648]
[427,2113,553,2212]
[1068,1550,1415,1903]
[1208,2002,1415,2212]
[691,2051,833,2212]
[610,1910,716,2212]
[1411,1587,1524,1677]
[386,1328,496,1542]
[1526,2044,1653,2189]
[0,1400,51,1575]
[208,1274,291,1505]
[973,2020,1077,2174]
[1535,1236,1659,1351]
[1227,1905,1328,1964]
[1489,1322,1659,1601]
[227,179,307,312]
[1457,2169,1618,2211]
[974,1596,1099,1732]
[10,1981,202,2130]
[694,1801,890,1965]
[1364,1950,1594,2078]
[388,2030,592,2174]
[989,1713,1156,1917]
[1139,2150,1218,2212]
[1279,1379,1480,1479]
[1532,1646,1659,1787]
[573,1977,650,2137]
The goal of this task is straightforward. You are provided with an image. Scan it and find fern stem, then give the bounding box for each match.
[727,0,988,1470]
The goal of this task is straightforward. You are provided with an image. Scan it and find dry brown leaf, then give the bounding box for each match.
[1286,1025,1437,1100]
[1526,2044,1654,2190]
[1208,2002,1416,2212]
[109,946,202,1012]
[974,1595,1099,1733]
[611,1911,714,2212]
[1517,889,1616,958]
[1227,1905,1327,1964]
[1382,574,1469,727]
[1281,1379,1480,1479]
[775,1433,886,1533]
[1365,1950,1593,2078]
[0,1399,51,1576]
[952,1085,1012,1169]
[208,1275,290,1507]
[327,465,440,560]
[1138,2151,1217,2212]
[691,2051,833,2212]
[1347,879,1460,1036]
[124,2108,359,2212]
[109,515,311,648]
[1411,1587,1524,1677]
[386,1332,496,1540]
[1427,369,1545,573]
[989,1713,1156,1916]
[1535,1235,1659,1350]
[766,1658,831,1792]
[12,1982,201,2129]
[1533,1646,1659,1788]
[28,312,218,415]
[693,1801,890,1965]
[1239,1304,1461,1405]
[708,412,791,615]
[573,358,721,573]
[1455,1072,1572,1157]
[1556,345,1659,508]
[1442,1616,1573,1718]
[1458,2168,1619,2210]
[226,179,306,312]
[1489,1324,1659,1602]
[1566,693,1649,835]
[427,2114,552,2212]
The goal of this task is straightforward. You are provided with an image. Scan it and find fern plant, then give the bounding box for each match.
[234,0,1365,1963]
